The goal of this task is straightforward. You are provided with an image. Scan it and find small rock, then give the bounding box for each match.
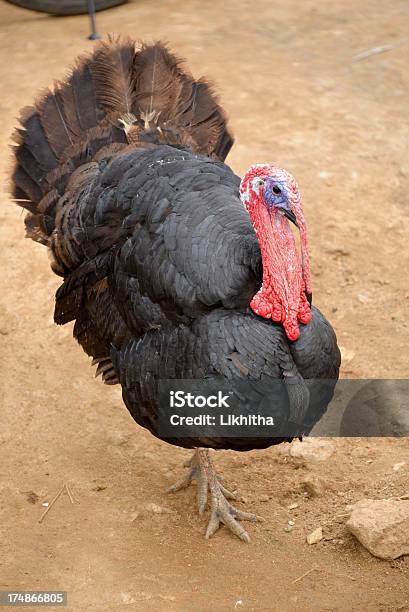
[346,499,409,560]
[288,520,295,526]
[357,292,371,304]
[393,462,406,472]
[323,245,351,257]
[145,503,174,515]
[399,165,409,177]
[284,525,294,533]
[143,451,156,460]
[290,438,335,461]
[306,527,323,545]
[300,474,327,497]
[110,432,131,447]
[339,346,355,362]
[130,511,142,522]
[288,503,299,510]
[120,593,136,604]
[259,494,269,502]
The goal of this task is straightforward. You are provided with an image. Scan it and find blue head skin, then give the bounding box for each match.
[263,177,298,226]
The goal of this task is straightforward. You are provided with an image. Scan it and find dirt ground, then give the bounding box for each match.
[1,0,409,610]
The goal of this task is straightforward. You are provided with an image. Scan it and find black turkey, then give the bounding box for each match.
[11,38,341,542]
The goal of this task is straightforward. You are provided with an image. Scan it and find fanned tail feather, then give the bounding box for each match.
[91,36,135,117]
[11,37,233,246]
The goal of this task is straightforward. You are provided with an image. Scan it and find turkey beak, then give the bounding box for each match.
[283,209,298,227]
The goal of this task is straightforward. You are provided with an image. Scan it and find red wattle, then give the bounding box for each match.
[240,170,311,342]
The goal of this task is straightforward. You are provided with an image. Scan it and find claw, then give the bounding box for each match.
[167,452,209,514]
[204,482,262,543]
[167,453,201,493]
[166,472,195,493]
[219,482,237,500]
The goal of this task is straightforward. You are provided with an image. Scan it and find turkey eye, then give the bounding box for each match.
[272,185,282,195]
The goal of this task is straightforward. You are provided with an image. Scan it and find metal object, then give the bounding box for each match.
[87,0,101,40]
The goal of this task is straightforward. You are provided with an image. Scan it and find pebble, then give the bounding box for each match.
[393,462,406,472]
[339,346,355,362]
[301,474,327,497]
[110,432,131,447]
[306,527,323,545]
[259,494,269,502]
[323,244,351,257]
[290,438,335,461]
[120,593,136,604]
[288,503,299,510]
[347,499,409,559]
[357,292,371,303]
[145,503,174,515]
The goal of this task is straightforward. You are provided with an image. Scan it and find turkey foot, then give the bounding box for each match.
[168,448,262,542]
[167,448,236,514]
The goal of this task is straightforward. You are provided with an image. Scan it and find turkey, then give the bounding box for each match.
[11,38,341,542]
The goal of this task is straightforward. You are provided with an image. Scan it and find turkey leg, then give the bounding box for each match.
[168,448,262,542]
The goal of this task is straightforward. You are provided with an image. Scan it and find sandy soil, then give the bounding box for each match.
[1,0,409,610]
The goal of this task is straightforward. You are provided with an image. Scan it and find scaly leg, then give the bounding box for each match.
[168,448,262,542]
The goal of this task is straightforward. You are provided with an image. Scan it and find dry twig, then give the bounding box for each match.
[353,39,409,62]
[38,483,77,523]
[292,567,318,584]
